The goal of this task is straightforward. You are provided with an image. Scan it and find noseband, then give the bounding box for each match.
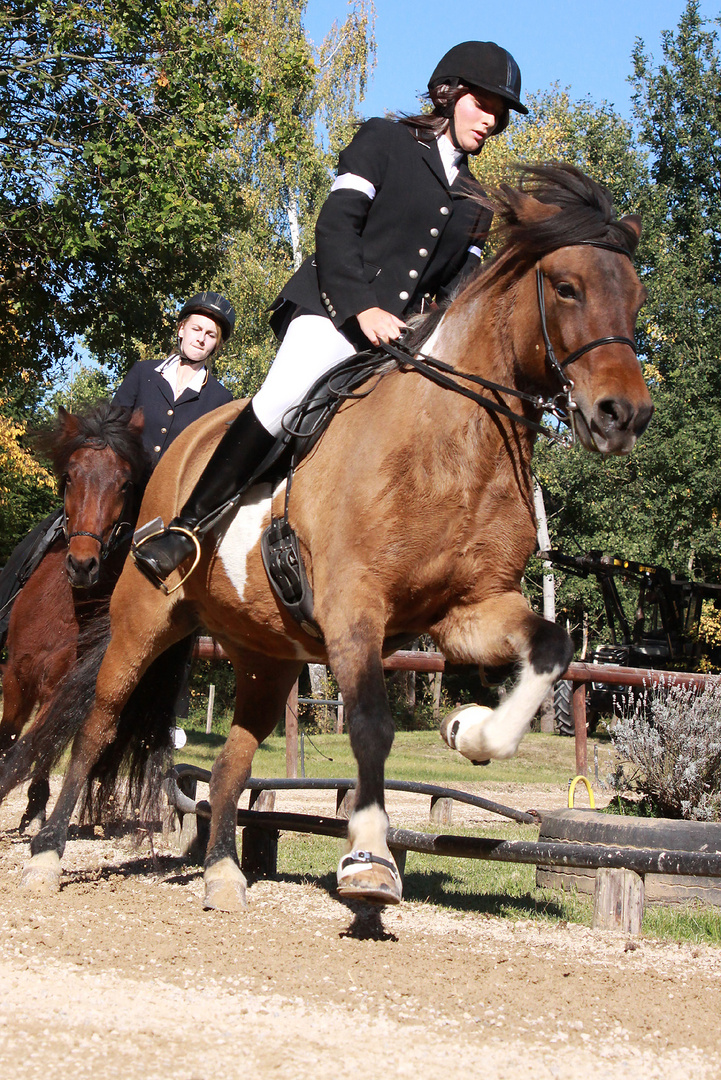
[535,240,637,443]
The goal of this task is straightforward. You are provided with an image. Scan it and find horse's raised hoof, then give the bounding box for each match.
[203,858,248,913]
[336,849,402,906]
[19,850,61,894]
[440,702,495,764]
[19,812,46,837]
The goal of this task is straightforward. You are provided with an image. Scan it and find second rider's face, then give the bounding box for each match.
[177,314,220,363]
[451,89,506,153]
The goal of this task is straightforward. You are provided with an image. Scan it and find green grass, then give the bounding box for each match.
[177,729,617,788]
[166,728,721,944]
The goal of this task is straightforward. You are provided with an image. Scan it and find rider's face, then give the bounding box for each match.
[177,314,220,362]
[451,89,506,153]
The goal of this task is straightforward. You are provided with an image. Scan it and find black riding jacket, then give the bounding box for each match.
[271,118,492,338]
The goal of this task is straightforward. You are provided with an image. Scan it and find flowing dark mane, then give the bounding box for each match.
[38,402,149,487]
[405,163,639,351]
[494,164,638,254]
[463,163,640,303]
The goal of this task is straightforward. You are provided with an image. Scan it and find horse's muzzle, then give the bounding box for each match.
[578,395,654,454]
[66,551,100,588]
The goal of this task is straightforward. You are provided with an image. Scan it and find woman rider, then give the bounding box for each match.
[132,41,528,588]
[112,291,234,464]
[0,293,234,644]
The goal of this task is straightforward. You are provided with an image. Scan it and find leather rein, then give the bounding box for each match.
[381,239,637,446]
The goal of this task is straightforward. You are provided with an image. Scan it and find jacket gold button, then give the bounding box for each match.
[167,409,174,416]
[154,445,161,453]
[161,427,167,434]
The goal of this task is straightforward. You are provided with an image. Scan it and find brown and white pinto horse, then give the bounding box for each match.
[19,166,652,907]
[0,404,147,829]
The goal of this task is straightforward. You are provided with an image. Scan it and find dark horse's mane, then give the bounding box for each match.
[404,163,639,354]
[36,401,150,491]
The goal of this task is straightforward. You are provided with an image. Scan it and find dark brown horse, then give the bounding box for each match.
[18,166,653,907]
[0,404,147,828]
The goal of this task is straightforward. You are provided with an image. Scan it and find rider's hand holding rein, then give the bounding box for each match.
[357,308,407,346]
[131,40,528,590]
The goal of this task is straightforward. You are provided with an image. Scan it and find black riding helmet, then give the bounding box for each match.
[428,41,528,136]
[178,292,236,343]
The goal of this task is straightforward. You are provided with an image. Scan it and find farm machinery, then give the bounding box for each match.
[539,549,721,734]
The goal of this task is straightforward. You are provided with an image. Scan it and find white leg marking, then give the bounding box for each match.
[346,804,390,857]
[449,664,560,762]
[19,849,62,893]
[203,857,248,912]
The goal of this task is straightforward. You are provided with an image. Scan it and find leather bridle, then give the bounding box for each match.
[381,238,638,446]
[62,478,135,560]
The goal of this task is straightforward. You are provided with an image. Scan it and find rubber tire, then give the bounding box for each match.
[553,679,574,736]
[537,809,721,905]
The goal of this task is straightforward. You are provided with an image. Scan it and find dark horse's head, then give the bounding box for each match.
[39,403,149,588]
[466,164,653,454]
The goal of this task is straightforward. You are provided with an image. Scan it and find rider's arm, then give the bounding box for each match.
[314,118,393,328]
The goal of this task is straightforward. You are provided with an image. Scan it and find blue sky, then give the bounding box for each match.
[304,1,719,122]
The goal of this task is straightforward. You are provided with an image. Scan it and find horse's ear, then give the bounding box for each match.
[128,407,145,434]
[500,185,563,225]
[619,214,642,248]
[58,406,81,439]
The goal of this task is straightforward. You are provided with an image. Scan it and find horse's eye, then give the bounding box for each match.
[556,282,577,300]
[63,474,71,487]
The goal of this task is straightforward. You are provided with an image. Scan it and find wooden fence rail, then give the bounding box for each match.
[192,637,716,780]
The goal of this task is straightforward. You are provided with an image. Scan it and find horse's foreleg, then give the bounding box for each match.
[325,622,402,905]
[20,609,191,894]
[435,594,573,763]
[19,772,51,834]
[203,652,302,913]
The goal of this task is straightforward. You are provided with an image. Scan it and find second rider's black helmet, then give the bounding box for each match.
[428,41,528,135]
[178,291,236,343]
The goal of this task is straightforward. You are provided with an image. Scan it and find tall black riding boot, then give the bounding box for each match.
[132,403,276,589]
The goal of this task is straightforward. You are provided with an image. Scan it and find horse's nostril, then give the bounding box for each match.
[596,397,632,431]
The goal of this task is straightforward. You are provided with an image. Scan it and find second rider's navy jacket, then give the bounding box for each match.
[112,360,232,466]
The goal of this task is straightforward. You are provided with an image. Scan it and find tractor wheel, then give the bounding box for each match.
[553,679,575,736]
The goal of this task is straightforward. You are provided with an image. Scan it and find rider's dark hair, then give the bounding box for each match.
[393,84,471,139]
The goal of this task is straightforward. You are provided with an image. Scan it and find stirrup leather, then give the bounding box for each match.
[131,522,202,596]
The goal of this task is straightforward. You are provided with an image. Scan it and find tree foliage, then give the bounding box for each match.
[0,0,261,377]
[212,0,376,398]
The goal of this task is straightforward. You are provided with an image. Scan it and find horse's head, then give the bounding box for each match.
[50,405,148,588]
[526,233,653,454]
[476,165,654,454]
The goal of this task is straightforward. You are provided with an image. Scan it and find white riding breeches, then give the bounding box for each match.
[252,314,357,436]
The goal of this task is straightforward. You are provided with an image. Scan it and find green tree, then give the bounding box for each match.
[0,0,265,379]
[529,4,721,656]
[212,0,376,398]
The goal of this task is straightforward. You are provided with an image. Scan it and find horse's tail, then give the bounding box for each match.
[81,634,195,822]
[0,615,195,823]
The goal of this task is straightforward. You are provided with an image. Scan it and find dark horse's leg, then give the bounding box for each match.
[202,647,303,912]
[324,616,402,905]
[19,593,194,893]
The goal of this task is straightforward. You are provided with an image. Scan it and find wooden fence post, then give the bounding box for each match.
[286,680,298,778]
[573,681,588,776]
[205,683,215,735]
